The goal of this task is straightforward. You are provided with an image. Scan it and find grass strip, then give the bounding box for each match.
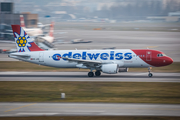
[1,116,180,120]
[0,61,179,72]
[0,82,180,104]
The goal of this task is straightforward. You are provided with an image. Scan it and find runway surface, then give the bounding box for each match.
[0,102,180,117]
[0,72,179,82]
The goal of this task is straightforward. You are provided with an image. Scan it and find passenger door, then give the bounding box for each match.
[39,52,44,62]
[146,51,152,61]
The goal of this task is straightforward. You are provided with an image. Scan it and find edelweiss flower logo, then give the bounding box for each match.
[17,36,27,47]
[14,27,33,52]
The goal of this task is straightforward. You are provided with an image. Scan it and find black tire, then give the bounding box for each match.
[88,72,94,77]
[148,73,153,77]
[95,70,101,76]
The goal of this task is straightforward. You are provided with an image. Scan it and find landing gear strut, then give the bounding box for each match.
[88,72,94,77]
[95,70,101,76]
[148,67,153,77]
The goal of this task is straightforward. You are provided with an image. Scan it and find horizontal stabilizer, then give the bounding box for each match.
[9,53,30,57]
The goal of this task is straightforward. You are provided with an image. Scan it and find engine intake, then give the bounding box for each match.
[101,64,119,74]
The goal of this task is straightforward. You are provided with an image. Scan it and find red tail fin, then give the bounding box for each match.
[11,25,44,52]
[49,22,54,37]
[20,15,25,27]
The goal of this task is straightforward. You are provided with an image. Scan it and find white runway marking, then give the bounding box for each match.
[16,113,59,115]
[132,72,149,75]
[0,72,30,75]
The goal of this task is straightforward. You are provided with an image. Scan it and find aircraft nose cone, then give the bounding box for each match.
[167,57,173,65]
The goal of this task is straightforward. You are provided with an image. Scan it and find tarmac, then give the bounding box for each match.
[0,72,179,82]
[0,102,180,117]
[0,72,179,117]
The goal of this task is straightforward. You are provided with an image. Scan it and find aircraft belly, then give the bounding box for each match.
[45,58,77,68]
[58,61,77,68]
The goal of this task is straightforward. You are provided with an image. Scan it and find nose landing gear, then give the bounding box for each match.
[148,67,153,77]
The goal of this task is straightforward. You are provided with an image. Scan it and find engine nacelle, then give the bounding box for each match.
[101,64,119,74]
[119,68,128,72]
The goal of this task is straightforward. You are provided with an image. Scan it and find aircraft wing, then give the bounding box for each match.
[62,57,102,68]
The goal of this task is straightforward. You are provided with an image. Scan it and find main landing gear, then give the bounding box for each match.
[148,67,153,77]
[95,70,101,76]
[88,70,101,77]
[88,72,94,77]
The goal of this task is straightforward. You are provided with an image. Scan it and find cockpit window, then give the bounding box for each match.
[157,54,166,57]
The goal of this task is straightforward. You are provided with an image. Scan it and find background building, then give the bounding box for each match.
[0,1,38,40]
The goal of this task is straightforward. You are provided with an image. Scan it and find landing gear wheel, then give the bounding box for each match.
[148,73,153,77]
[148,67,153,77]
[95,70,101,76]
[88,72,94,77]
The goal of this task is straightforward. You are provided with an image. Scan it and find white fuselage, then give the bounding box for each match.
[11,49,150,68]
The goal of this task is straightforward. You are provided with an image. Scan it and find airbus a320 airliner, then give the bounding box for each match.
[9,25,173,77]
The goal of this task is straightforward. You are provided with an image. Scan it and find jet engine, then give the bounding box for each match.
[119,68,128,72]
[101,64,119,74]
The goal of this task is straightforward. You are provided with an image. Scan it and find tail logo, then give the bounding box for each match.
[17,37,27,49]
[12,25,44,52]
[14,27,31,52]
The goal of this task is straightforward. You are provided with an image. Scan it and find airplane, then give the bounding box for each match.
[71,39,92,44]
[35,22,54,43]
[37,22,51,28]
[20,15,43,36]
[9,25,173,77]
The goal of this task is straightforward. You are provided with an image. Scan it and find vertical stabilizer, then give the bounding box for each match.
[49,22,54,37]
[11,25,44,52]
[20,15,25,27]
